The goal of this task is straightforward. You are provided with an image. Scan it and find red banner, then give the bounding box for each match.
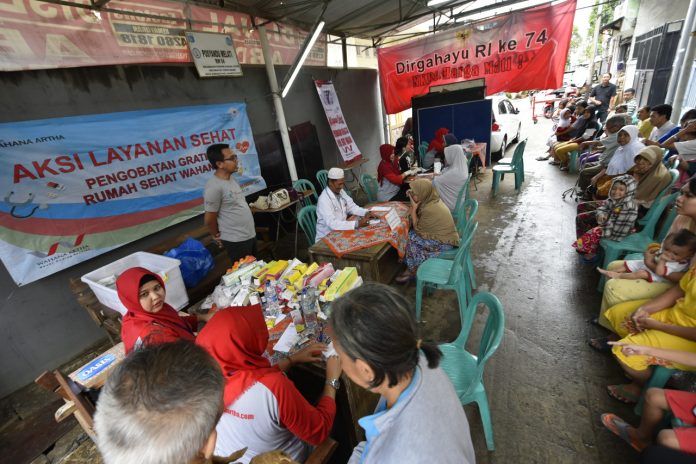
[0,0,325,71]
[377,0,576,114]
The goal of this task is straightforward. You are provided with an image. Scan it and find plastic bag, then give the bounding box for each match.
[164,238,214,288]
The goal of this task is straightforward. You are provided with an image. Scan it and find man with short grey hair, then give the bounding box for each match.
[94,341,224,464]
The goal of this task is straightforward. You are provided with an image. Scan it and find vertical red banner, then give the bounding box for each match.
[377,0,577,114]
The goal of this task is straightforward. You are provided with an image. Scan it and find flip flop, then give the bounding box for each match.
[588,336,612,353]
[600,413,647,452]
[607,384,640,404]
[535,156,550,161]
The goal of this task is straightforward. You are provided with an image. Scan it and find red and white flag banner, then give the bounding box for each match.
[377,0,577,114]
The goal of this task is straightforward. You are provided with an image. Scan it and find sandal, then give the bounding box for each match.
[588,336,612,352]
[395,271,415,284]
[549,160,560,166]
[607,384,640,404]
[600,413,648,452]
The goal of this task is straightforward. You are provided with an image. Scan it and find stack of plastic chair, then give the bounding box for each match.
[359,173,379,203]
[297,205,317,244]
[316,170,329,192]
[415,222,478,323]
[451,178,471,224]
[439,199,479,290]
[418,143,428,167]
[438,292,505,450]
[597,191,679,291]
[491,139,526,196]
[292,179,318,208]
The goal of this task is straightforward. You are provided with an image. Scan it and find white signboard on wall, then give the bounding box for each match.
[187,31,242,77]
[314,80,362,163]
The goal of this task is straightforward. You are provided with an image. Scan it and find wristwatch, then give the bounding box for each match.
[326,378,341,390]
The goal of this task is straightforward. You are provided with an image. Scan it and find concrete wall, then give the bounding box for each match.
[634,0,688,37]
[0,63,383,397]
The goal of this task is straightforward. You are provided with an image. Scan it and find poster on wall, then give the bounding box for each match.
[0,0,326,71]
[0,103,265,286]
[377,0,577,114]
[186,31,242,77]
[314,80,362,164]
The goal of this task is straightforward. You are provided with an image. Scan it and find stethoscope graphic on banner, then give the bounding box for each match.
[4,191,48,219]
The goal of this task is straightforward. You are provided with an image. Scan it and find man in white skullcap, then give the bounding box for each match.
[315,167,375,242]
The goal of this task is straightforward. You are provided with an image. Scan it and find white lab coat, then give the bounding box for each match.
[315,188,368,242]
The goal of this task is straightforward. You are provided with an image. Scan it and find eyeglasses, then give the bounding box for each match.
[223,156,237,162]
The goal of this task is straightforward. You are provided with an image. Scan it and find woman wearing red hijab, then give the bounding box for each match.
[423,127,449,169]
[377,143,411,201]
[117,267,215,354]
[196,306,342,463]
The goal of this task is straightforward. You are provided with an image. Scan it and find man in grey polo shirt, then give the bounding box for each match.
[204,143,256,264]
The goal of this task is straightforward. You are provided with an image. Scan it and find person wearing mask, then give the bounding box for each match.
[589,73,618,123]
[315,168,374,242]
[204,143,257,264]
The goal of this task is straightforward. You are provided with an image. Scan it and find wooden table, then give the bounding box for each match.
[308,239,402,284]
[69,342,125,390]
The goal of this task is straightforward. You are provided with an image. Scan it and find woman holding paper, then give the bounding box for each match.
[117,267,216,354]
[396,179,459,283]
[196,306,341,464]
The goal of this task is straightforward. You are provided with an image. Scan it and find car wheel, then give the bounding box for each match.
[493,136,507,162]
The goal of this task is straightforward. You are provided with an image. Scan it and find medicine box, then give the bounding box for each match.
[81,252,188,315]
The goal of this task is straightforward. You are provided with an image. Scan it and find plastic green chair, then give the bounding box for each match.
[440,199,479,289]
[635,366,676,416]
[292,179,318,207]
[297,205,317,244]
[418,143,428,167]
[598,192,679,291]
[491,139,526,196]
[451,178,471,223]
[316,170,329,192]
[497,139,526,182]
[438,291,505,450]
[360,173,379,203]
[415,222,478,322]
[635,170,678,228]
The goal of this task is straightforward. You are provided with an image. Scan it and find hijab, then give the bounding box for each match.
[377,143,400,185]
[410,179,460,246]
[196,305,277,406]
[435,144,469,211]
[601,175,639,240]
[427,127,449,153]
[117,267,195,354]
[444,133,459,146]
[606,125,644,175]
[631,146,672,207]
[558,109,572,129]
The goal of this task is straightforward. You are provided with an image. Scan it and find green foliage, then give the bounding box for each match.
[583,0,621,62]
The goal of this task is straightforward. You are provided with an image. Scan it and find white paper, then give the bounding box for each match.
[323,341,338,359]
[385,208,401,231]
[275,313,288,324]
[369,206,391,212]
[369,219,381,225]
[273,323,299,353]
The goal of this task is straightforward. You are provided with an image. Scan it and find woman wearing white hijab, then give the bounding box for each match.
[593,125,645,199]
[434,142,469,211]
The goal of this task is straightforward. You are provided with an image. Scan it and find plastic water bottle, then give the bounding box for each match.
[301,288,319,332]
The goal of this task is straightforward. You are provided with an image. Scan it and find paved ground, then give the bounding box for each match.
[1,99,643,463]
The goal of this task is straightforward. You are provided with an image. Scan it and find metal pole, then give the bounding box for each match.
[671,26,696,123]
[666,0,696,106]
[586,1,602,95]
[257,25,299,181]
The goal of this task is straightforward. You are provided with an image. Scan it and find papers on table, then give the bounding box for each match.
[385,208,401,231]
[368,219,381,225]
[273,322,299,353]
[369,206,391,212]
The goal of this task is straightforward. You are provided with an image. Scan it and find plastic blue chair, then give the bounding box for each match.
[598,192,679,291]
[297,205,317,244]
[316,170,329,192]
[491,139,526,196]
[415,223,478,322]
[360,173,379,203]
[292,179,318,207]
[438,292,505,450]
[497,139,526,182]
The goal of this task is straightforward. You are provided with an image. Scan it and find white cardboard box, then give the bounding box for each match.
[81,252,188,315]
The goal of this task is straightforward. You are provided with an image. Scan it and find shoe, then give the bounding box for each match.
[535,155,550,161]
[395,271,415,284]
[588,336,613,352]
[560,166,569,172]
[580,254,601,265]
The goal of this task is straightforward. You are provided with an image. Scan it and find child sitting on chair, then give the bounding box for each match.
[597,229,696,282]
[573,175,639,264]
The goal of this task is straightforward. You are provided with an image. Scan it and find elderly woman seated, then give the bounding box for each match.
[328,283,476,464]
[395,179,460,283]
